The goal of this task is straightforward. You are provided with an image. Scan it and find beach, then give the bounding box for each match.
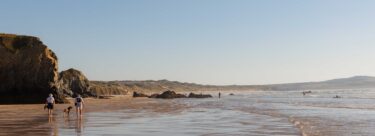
[1,89,375,136]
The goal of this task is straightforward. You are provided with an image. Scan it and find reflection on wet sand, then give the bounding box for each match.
[61,115,83,136]
[48,116,57,136]
[2,90,375,136]
[0,104,53,136]
[0,96,187,136]
[76,117,84,136]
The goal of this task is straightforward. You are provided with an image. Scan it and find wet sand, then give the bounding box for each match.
[0,95,188,136]
[2,89,375,136]
[0,94,301,136]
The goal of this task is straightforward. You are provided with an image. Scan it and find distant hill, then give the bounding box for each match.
[263,76,375,90]
[91,76,375,93]
[90,80,224,93]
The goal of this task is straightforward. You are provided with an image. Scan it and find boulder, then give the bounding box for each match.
[148,90,212,99]
[155,90,187,99]
[188,93,212,98]
[98,95,114,99]
[59,68,95,97]
[148,93,159,98]
[133,92,149,97]
[0,34,67,103]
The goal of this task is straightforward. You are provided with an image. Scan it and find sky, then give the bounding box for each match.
[1,0,375,85]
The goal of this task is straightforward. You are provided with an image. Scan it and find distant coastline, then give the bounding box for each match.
[91,76,375,93]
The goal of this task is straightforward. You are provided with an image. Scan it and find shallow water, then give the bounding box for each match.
[2,89,375,136]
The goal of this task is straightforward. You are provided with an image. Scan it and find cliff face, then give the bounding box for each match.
[90,81,128,96]
[59,68,95,97]
[0,34,67,103]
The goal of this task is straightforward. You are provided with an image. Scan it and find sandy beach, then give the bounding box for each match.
[0,95,188,136]
[2,89,375,136]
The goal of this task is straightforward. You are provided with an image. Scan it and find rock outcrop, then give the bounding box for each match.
[0,34,67,103]
[148,93,159,98]
[136,90,213,99]
[155,90,187,99]
[59,68,95,97]
[133,92,149,97]
[188,93,212,98]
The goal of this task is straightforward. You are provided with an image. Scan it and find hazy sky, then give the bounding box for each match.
[1,0,375,85]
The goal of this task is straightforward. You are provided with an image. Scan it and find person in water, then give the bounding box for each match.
[219,92,221,99]
[46,93,55,116]
[75,94,85,117]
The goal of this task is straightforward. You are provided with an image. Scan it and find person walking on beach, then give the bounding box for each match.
[46,93,55,116]
[75,94,84,117]
[218,92,221,99]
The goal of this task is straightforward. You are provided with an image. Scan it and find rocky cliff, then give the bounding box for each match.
[0,34,67,103]
[90,81,128,96]
[59,68,95,97]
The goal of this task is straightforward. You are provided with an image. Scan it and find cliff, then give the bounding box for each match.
[59,68,95,97]
[0,34,67,103]
[90,81,128,96]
